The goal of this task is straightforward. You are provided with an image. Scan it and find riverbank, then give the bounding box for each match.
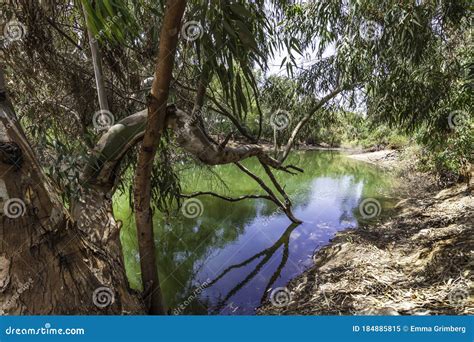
[346,149,399,169]
[258,150,473,315]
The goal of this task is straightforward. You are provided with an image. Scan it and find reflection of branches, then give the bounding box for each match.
[206,223,300,313]
[260,237,290,303]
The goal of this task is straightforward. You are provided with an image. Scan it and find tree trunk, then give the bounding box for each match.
[0,67,143,315]
[82,2,109,112]
[133,0,186,315]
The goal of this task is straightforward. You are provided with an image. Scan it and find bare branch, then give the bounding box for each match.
[260,162,292,207]
[279,86,346,164]
[179,191,272,202]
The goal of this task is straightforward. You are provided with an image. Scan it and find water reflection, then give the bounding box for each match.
[116,151,397,315]
[205,222,299,314]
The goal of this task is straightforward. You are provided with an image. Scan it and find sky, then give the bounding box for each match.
[266,42,336,77]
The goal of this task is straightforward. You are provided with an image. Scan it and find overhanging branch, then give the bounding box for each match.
[179,191,272,202]
[82,104,303,222]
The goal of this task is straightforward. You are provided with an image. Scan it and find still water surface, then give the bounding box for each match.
[115,151,397,314]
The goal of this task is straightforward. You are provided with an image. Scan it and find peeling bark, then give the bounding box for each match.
[81,105,303,225]
[0,67,144,315]
[166,106,302,173]
[84,105,303,183]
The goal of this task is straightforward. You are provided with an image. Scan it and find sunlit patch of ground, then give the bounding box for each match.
[258,152,473,315]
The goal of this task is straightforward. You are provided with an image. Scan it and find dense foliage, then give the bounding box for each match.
[1,0,472,204]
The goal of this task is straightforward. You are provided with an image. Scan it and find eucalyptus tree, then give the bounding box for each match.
[285,0,472,150]
[0,0,300,315]
[0,67,145,314]
[0,0,471,315]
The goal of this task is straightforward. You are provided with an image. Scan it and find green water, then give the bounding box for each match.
[115,151,398,315]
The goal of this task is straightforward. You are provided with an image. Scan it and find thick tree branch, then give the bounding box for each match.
[133,0,186,315]
[234,162,301,223]
[82,104,303,225]
[260,162,292,207]
[167,106,302,174]
[82,109,147,186]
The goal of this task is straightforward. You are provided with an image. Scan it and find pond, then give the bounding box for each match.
[115,151,398,315]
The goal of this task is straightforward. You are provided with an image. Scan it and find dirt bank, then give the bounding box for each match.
[258,150,473,315]
[346,149,399,169]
